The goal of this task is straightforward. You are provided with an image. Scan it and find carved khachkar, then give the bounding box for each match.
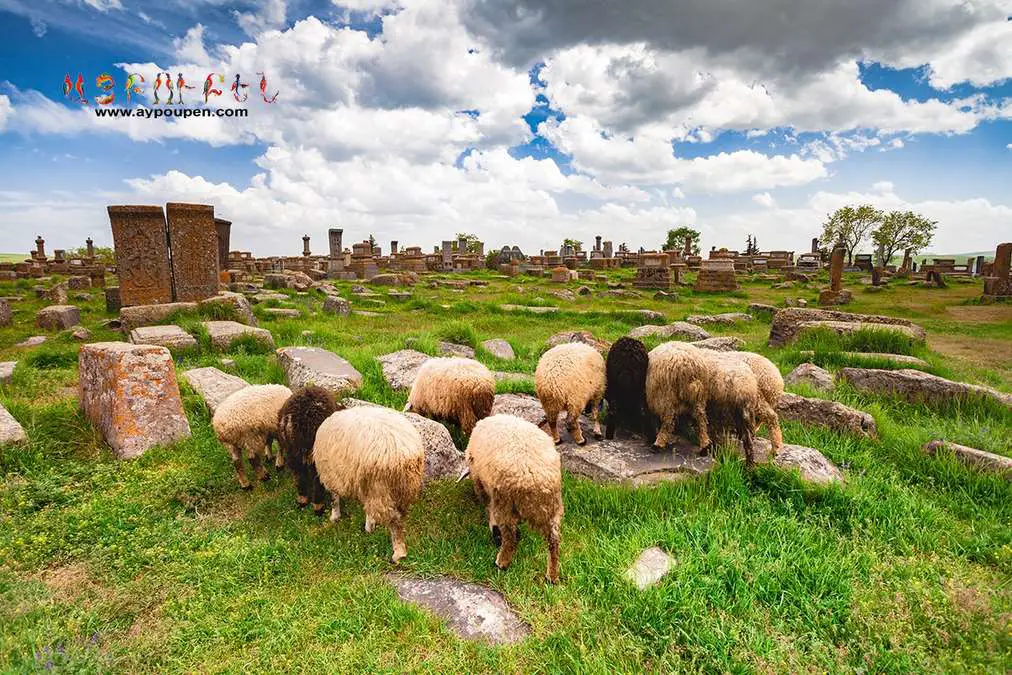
[108,205,173,306]
[214,218,231,273]
[166,203,220,302]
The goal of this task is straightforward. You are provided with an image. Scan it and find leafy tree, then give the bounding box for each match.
[821,205,882,265]
[561,238,583,252]
[454,232,482,253]
[66,245,115,265]
[664,226,700,255]
[872,210,937,266]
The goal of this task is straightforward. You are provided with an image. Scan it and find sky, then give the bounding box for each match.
[0,0,1009,258]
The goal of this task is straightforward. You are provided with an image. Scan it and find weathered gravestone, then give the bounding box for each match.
[166,203,220,302]
[276,346,363,396]
[108,205,174,306]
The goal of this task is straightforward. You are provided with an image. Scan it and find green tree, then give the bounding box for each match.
[561,238,583,252]
[744,234,759,256]
[368,234,376,252]
[66,245,115,265]
[821,204,883,265]
[872,210,937,266]
[664,226,700,255]
[454,232,482,253]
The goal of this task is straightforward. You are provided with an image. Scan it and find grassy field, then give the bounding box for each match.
[1,267,1010,672]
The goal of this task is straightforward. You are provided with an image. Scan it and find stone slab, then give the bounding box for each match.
[499,304,559,314]
[798,351,929,367]
[35,305,80,331]
[129,325,198,351]
[0,403,26,445]
[776,392,877,438]
[784,363,835,392]
[627,322,710,341]
[119,302,198,330]
[0,361,15,385]
[772,443,844,485]
[838,368,1012,409]
[625,547,675,590]
[685,312,752,326]
[199,292,257,326]
[202,321,275,350]
[691,337,745,352]
[277,346,363,396]
[923,440,1011,479]
[377,349,431,389]
[181,367,250,413]
[108,205,173,307]
[768,308,925,347]
[0,298,11,327]
[437,341,475,358]
[166,203,220,301]
[482,339,515,360]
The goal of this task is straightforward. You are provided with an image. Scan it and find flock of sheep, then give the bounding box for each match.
[210,338,784,584]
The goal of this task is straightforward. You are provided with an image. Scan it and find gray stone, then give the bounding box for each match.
[129,325,197,351]
[376,349,432,389]
[625,547,675,590]
[199,292,257,326]
[776,392,877,438]
[768,308,926,347]
[923,440,1012,479]
[0,403,27,445]
[253,292,288,303]
[654,291,679,302]
[482,339,515,360]
[78,342,191,459]
[560,436,715,485]
[119,302,198,330]
[627,321,710,341]
[322,296,351,316]
[490,393,547,426]
[0,299,11,327]
[69,327,91,341]
[14,336,47,348]
[277,346,363,396]
[549,289,576,301]
[493,371,533,385]
[748,303,777,316]
[632,309,664,322]
[838,368,1012,409]
[0,361,15,385]
[35,305,80,331]
[798,351,930,368]
[202,321,275,350]
[438,341,475,358]
[388,291,412,301]
[499,304,559,314]
[387,575,530,645]
[685,312,752,326]
[546,330,610,353]
[797,320,925,342]
[691,336,745,352]
[181,367,250,413]
[772,443,844,485]
[263,308,301,318]
[784,363,835,392]
[353,311,381,317]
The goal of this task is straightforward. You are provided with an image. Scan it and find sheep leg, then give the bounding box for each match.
[546,518,561,584]
[567,404,586,446]
[389,516,408,564]
[226,443,251,490]
[365,514,375,533]
[542,404,562,444]
[248,447,269,482]
[589,397,603,440]
[271,436,284,470]
[604,406,616,440]
[295,467,310,507]
[692,400,711,451]
[759,403,783,454]
[459,408,478,437]
[330,494,341,522]
[310,469,327,515]
[653,414,676,451]
[495,521,518,571]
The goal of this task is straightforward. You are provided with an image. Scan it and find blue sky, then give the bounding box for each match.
[0,0,1009,256]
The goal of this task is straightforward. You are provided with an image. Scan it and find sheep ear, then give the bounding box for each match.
[456,467,470,482]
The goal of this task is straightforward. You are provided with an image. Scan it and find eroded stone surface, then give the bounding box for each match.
[35,305,80,331]
[0,361,15,385]
[277,346,362,396]
[546,330,610,353]
[322,296,351,316]
[923,440,1012,478]
[129,325,197,351]
[482,339,515,360]
[438,341,476,358]
[202,321,275,350]
[14,336,46,348]
[499,304,559,314]
[386,575,531,645]
[199,292,257,326]
[119,302,198,330]
[691,336,744,352]
[377,349,431,389]
[627,322,710,341]
[797,320,925,342]
[686,312,752,326]
[263,308,301,318]
[0,403,26,445]
[838,368,1012,409]
[776,392,877,438]
[798,351,929,367]
[0,299,11,327]
[768,308,925,347]
[181,367,249,413]
[772,443,844,485]
[625,547,675,590]
[784,363,835,392]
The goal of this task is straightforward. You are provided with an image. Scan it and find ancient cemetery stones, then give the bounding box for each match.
[129,325,198,352]
[838,368,1012,409]
[14,336,47,348]
[0,403,27,445]
[923,440,1011,479]
[108,205,174,306]
[767,308,925,347]
[776,392,877,438]
[0,298,11,327]
[481,338,515,360]
[277,346,363,396]
[685,312,752,326]
[322,296,351,317]
[166,202,220,302]
[78,342,191,458]
[0,361,15,385]
[35,305,81,331]
[627,322,710,341]
[181,367,249,413]
[437,341,475,358]
[377,349,431,389]
[120,302,197,331]
[263,308,301,318]
[625,547,675,590]
[771,443,844,485]
[784,363,835,392]
[691,336,745,352]
[545,330,611,353]
[202,321,275,350]
[200,292,257,325]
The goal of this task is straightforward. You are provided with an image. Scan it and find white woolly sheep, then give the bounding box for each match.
[404,357,495,435]
[729,351,784,453]
[463,414,564,583]
[645,341,711,450]
[534,342,606,445]
[312,406,425,563]
[699,350,764,466]
[213,384,294,489]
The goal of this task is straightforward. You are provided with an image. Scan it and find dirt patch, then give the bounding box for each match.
[193,491,249,527]
[945,305,1012,323]
[31,563,101,602]
[928,334,1012,372]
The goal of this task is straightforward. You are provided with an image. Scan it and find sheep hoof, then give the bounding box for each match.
[312,504,326,516]
[575,438,587,446]
[239,483,253,491]
[491,525,502,547]
[553,438,563,446]
[295,499,308,509]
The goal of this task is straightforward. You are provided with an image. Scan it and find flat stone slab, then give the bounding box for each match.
[202,321,275,350]
[561,436,715,485]
[181,367,250,413]
[797,320,925,342]
[482,339,515,360]
[438,341,475,358]
[777,392,877,438]
[129,325,197,351]
[322,296,351,316]
[0,299,11,327]
[838,368,1012,409]
[691,336,745,352]
[277,346,362,396]
[627,322,710,341]
[377,349,431,389]
[772,443,844,485]
[546,330,610,353]
[686,312,752,326]
[768,308,925,347]
[386,575,531,645]
[14,336,46,348]
[493,371,533,385]
[263,308,301,318]
[35,305,80,331]
[798,351,929,367]
[200,292,257,326]
[253,292,288,303]
[499,304,559,314]
[0,403,27,445]
[923,440,1011,479]
[785,363,835,392]
[0,361,16,385]
[625,547,675,590]
[119,302,198,330]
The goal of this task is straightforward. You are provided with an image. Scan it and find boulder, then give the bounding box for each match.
[490,393,547,427]
[47,283,68,305]
[499,304,559,314]
[654,291,679,302]
[546,330,610,353]
[784,363,835,392]
[768,308,925,347]
[0,361,15,385]
[0,403,26,445]
[685,312,752,326]
[78,342,191,458]
[386,575,530,645]
[627,322,710,341]
[797,351,929,368]
[264,271,314,291]
[129,325,198,351]
[0,298,11,327]
[631,309,664,322]
[69,327,91,341]
[202,321,275,350]
[437,341,476,358]
[14,336,46,348]
[68,276,91,290]
[797,320,924,342]
[119,302,198,330]
[181,367,250,413]
[837,368,1012,409]
[549,289,575,301]
[368,273,401,286]
[772,443,844,485]
[35,305,80,331]
[922,440,1012,479]
[481,339,515,360]
[376,349,431,389]
[625,547,675,590]
[776,392,877,438]
[199,292,257,326]
[263,308,301,318]
[277,346,363,396]
[322,296,351,316]
[691,336,745,352]
[253,292,288,303]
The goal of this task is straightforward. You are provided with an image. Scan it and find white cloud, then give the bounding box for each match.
[30,17,47,37]
[172,24,211,64]
[0,95,11,131]
[235,0,287,37]
[872,181,894,193]
[752,192,777,208]
[81,0,123,11]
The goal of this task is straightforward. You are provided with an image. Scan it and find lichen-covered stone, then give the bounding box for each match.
[776,392,877,438]
[129,325,198,351]
[784,363,835,392]
[376,349,431,389]
[35,305,80,331]
[0,403,26,445]
[838,368,1012,409]
[277,346,363,396]
[202,321,275,350]
[181,367,249,413]
[481,339,515,360]
[627,322,710,341]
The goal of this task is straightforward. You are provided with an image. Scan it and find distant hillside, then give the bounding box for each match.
[0,253,24,263]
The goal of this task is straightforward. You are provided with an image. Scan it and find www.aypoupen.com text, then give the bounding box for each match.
[94,107,250,119]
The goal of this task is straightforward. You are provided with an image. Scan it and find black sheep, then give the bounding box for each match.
[604,336,657,443]
[277,385,342,514]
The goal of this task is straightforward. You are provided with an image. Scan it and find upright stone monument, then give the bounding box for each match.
[85,237,95,261]
[108,205,174,306]
[165,202,220,302]
[34,235,46,261]
[327,228,344,278]
[442,241,453,271]
[302,235,312,257]
[982,242,1011,300]
[603,240,613,258]
[818,243,852,305]
[214,218,231,275]
[390,240,398,255]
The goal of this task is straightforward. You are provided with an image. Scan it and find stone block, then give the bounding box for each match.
[202,321,275,350]
[181,367,249,413]
[35,305,80,331]
[129,325,198,351]
[277,346,362,396]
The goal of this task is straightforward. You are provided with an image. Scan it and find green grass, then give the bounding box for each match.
[0,269,1010,672]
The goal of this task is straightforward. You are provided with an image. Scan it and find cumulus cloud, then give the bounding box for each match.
[752,192,777,208]
[0,94,12,131]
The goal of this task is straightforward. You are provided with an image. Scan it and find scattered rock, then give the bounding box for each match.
[252,292,288,303]
[577,286,592,295]
[768,308,926,347]
[69,327,91,341]
[181,367,250,413]
[78,342,191,459]
[129,325,197,351]
[263,308,301,318]
[322,296,351,316]
[386,575,530,645]
[625,547,675,590]
[68,276,91,290]
[35,305,81,331]
[923,440,1011,479]
[377,349,431,389]
[493,371,533,385]
[748,303,777,316]
[772,443,844,485]
[119,302,198,330]
[797,350,929,368]
[200,292,257,326]
[264,271,314,291]
[368,273,402,286]
[0,361,15,385]
[838,368,1012,409]
[797,320,924,342]
[685,312,752,326]
[546,330,611,353]
[784,363,835,392]
[47,283,68,304]
[654,291,679,302]
[632,309,665,322]
[388,291,412,301]
[0,403,27,445]
[354,310,381,317]
[773,281,795,290]
[277,346,363,396]
[549,289,576,301]
[202,321,275,350]
[490,393,546,426]
[776,392,877,438]
[220,358,236,367]
[691,336,745,352]
[437,341,476,358]
[14,336,47,348]
[627,322,710,341]
[499,304,559,314]
[481,339,515,360]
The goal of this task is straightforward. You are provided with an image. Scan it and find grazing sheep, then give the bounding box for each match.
[464,414,564,583]
[604,336,656,442]
[646,342,711,451]
[731,351,784,453]
[405,357,495,435]
[535,342,606,445]
[699,350,762,467]
[213,384,293,489]
[277,385,342,514]
[313,406,424,563]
